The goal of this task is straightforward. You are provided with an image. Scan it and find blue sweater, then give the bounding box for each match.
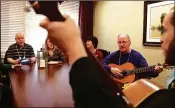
[102,49,158,80]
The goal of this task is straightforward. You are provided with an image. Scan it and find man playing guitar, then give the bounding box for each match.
[102,34,163,86]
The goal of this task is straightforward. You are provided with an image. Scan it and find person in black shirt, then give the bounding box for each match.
[0,63,21,108]
[39,6,175,108]
[40,16,128,108]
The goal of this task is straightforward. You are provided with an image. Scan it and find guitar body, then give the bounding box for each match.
[108,62,136,84]
[123,79,164,107]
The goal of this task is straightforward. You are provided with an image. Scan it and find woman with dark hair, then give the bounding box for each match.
[86,36,103,62]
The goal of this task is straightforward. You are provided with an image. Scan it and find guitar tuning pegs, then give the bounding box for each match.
[24,1,40,13]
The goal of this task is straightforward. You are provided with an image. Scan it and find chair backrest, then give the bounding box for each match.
[98,49,110,58]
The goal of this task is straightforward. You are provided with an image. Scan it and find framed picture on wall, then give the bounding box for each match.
[143,1,174,47]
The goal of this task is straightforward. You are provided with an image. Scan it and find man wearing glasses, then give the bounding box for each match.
[102,34,162,86]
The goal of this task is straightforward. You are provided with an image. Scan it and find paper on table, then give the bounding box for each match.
[48,61,63,64]
[40,60,46,67]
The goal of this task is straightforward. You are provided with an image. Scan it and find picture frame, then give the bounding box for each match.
[143,1,174,47]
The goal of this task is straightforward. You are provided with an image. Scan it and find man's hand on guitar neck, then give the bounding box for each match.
[111,67,123,78]
[154,65,163,74]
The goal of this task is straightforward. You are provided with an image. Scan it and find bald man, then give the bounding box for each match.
[102,34,161,85]
[6,32,36,64]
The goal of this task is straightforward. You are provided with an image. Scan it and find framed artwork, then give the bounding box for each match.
[143,1,174,47]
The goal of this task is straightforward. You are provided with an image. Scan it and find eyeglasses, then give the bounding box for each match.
[117,41,128,44]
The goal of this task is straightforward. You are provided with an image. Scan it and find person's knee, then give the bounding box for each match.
[0,85,14,108]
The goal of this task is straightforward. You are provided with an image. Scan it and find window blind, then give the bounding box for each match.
[1,1,80,58]
[25,1,80,55]
[59,1,80,25]
[1,1,26,58]
[25,1,47,55]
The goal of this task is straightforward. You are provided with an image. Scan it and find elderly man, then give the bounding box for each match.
[102,34,161,82]
[5,32,36,64]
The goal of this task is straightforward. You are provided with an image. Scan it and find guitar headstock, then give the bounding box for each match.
[27,1,65,21]
[157,63,174,70]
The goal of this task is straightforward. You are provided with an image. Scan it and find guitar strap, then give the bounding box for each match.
[166,68,175,89]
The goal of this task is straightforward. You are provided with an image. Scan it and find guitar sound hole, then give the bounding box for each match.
[122,71,127,77]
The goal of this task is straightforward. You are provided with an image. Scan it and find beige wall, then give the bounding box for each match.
[93,1,170,87]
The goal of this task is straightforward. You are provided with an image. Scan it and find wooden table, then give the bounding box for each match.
[9,63,74,107]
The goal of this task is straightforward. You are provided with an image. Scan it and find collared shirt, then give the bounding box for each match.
[6,43,35,60]
[166,68,175,89]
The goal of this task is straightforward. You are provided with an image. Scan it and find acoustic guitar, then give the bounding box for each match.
[108,62,163,84]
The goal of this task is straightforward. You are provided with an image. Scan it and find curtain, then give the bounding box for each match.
[78,1,94,42]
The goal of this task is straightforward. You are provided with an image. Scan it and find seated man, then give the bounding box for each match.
[6,32,36,64]
[161,7,175,89]
[102,34,162,82]
[138,6,175,108]
[86,36,103,62]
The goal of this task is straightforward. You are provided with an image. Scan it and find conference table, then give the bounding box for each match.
[9,62,74,107]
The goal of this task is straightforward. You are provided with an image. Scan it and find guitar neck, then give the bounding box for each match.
[129,65,155,74]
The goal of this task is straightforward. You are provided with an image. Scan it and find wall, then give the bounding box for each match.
[93,1,170,87]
